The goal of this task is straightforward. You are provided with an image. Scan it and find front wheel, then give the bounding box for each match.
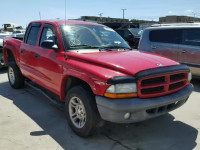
[8,62,24,89]
[65,86,101,137]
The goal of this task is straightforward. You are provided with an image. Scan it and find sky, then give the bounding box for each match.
[0,0,200,27]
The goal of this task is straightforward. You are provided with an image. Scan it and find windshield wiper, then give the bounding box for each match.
[70,45,100,49]
[99,47,113,52]
[101,46,132,50]
[70,44,132,51]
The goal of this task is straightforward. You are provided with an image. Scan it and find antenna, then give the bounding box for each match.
[39,12,41,20]
[65,0,66,25]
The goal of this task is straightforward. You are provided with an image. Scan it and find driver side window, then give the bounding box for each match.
[40,27,56,47]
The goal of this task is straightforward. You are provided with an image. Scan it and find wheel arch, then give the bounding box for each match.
[60,75,97,102]
[3,48,16,65]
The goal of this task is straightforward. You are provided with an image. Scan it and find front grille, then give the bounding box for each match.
[138,72,188,98]
[141,86,164,94]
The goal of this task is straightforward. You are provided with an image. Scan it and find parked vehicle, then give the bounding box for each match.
[3,20,193,137]
[0,32,11,68]
[116,28,143,49]
[0,32,12,39]
[0,39,5,68]
[11,29,25,38]
[138,23,200,77]
[1,23,20,32]
[103,23,142,48]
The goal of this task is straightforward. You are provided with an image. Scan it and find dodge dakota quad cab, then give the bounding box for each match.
[3,20,193,137]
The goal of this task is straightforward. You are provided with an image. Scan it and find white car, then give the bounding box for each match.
[11,29,25,38]
[0,32,11,68]
[0,32,12,39]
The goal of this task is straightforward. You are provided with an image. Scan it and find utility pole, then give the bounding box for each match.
[121,9,127,19]
[192,11,196,18]
[98,13,103,23]
[99,13,103,18]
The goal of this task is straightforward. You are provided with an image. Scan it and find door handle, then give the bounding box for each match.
[151,46,157,49]
[182,50,186,53]
[35,54,40,59]
[20,49,24,54]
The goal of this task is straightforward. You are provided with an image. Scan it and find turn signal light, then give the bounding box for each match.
[104,92,137,99]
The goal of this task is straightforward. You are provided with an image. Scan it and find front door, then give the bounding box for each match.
[33,24,64,94]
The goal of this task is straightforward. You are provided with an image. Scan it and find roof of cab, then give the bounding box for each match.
[30,19,104,26]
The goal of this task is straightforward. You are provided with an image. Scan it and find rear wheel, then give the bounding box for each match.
[8,62,24,89]
[65,86,101,137]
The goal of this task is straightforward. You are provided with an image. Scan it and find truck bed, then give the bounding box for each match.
[3,37,23,66]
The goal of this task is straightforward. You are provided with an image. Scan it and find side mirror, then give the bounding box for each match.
[41,40,58,51]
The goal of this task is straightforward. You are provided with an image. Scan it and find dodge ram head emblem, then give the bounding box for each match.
[157,63,163,67]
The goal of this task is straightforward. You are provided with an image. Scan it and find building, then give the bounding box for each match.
[81,16,129,23]
[159,15,200,23]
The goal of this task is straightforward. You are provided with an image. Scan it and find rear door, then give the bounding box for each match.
[179,28,200,76]
[20,23,41,79]
[149,29,182,61]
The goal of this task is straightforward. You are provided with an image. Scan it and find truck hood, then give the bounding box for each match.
[66,50,179,76]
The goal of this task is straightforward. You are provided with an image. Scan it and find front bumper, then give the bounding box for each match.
[96,84,193,123]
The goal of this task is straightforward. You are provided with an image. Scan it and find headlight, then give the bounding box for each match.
[104,83,137,99]
[106,83,137,93]
[188,72,192,81]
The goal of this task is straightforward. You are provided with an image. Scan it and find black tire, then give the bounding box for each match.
[65,86,101,137]
[8,62,24,89]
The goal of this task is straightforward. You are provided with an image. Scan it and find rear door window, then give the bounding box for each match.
[182,29,200,46]
[26,26,40,46]
[150,29,181,44]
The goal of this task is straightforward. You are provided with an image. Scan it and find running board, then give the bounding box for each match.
[25,81,64,110]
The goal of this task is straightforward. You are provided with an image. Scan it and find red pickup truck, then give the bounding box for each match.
[3,20,193,137]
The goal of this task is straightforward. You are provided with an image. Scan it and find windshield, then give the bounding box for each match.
[61,24,131,50]
[129,28,143,37]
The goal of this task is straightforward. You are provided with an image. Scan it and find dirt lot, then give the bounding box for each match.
[0,68,199,150]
